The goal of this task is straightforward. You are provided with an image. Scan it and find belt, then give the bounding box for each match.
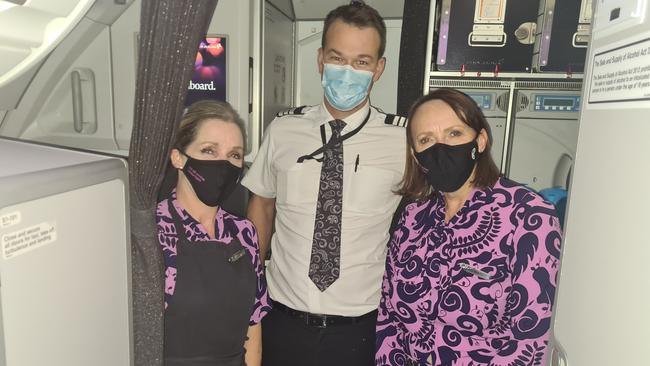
[271,300,377,328]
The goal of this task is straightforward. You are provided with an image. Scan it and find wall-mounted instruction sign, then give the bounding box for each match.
[588,38,650,104]
[2,222,57,260]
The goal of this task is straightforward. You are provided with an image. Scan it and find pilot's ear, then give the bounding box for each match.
[317,47,324,75]
[373,57,386,83]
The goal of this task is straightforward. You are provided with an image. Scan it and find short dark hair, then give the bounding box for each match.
[174,100,247,153]
[321,2,387,58]
[397,88,501,200]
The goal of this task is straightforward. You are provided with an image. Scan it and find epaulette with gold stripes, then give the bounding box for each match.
[384,114,408,127]
[276,105,307,118]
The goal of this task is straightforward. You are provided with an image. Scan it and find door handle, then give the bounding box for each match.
[71,70,84,133]
[70,68,98,134]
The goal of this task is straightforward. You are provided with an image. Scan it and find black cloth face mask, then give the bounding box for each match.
[414,140,479,193]
[180,152,243,207]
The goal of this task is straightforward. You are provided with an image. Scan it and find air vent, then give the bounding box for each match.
[430,78,511,89]
[515,81,582,90]
[496,92,509,112]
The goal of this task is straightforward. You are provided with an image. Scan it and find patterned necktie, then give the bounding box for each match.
[309,119,346,291]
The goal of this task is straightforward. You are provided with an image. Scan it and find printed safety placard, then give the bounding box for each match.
[2,222,57,260]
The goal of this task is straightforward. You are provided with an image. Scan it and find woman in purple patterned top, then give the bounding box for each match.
[375,89,562,366]
[157,100,270,366]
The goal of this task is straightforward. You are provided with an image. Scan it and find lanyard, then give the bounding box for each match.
[297,109,371,163]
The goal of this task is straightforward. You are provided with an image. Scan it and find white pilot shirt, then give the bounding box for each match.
[242,101,406,317]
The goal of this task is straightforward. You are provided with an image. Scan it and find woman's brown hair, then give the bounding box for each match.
[174,99,247,153]
[397,88,501,200]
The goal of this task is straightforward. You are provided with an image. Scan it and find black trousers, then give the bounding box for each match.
[262,305,376,366]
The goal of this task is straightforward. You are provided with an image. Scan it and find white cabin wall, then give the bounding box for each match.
[110,0,139,153]
[262,2,295,131]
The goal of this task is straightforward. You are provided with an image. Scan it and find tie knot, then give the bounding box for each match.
[329,119,346,134]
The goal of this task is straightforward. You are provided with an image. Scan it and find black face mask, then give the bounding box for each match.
[180,153,243,207]
[414,140,479,193]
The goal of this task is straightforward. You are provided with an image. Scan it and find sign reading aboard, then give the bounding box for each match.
[185,36,227,108]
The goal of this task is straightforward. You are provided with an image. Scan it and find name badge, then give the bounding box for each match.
[459,262,492,280]
[228,248,246,263]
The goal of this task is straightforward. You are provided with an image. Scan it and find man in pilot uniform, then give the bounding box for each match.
[242,2,407,365]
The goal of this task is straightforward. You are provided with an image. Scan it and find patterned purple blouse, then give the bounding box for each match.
[157,191,270,325]
[376,178,562,366]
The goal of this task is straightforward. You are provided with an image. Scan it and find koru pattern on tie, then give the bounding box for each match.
[309,119,346,291]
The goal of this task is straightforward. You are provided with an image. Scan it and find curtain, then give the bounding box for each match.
[128,1,218,365]
[396,0,430,115]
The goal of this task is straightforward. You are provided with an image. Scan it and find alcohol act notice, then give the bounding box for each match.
[2,222,57,259]
[588,38,650,104]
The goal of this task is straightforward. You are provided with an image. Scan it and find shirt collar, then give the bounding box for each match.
[316,100,371,132]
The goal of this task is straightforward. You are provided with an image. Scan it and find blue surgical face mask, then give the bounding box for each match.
[321,63,374,112]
